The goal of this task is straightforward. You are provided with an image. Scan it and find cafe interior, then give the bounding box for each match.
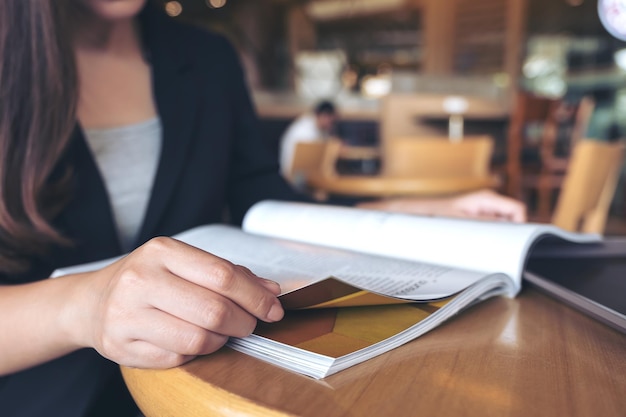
[165,0,626,235]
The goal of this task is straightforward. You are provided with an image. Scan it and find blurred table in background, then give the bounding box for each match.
[306,172,499,198]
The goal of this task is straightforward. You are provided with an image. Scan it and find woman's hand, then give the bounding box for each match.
[356,189,527,222]
[72,237,283,369]
[441,189,527,222]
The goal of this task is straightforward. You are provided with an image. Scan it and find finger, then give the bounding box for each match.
[491,200,526,223]
[259,278,282,294]
[146,238,284,322]
[512,203,527,222]
[142,269,259,337]
[121,308,231,356]
[237,265,282,295]
[473,195,526,223]
[115,340,197,369]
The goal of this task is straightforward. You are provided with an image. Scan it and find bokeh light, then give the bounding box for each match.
[206,0,227,9]
[165,1,183,17]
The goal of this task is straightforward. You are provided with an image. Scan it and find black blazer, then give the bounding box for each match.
[0,7,304,417]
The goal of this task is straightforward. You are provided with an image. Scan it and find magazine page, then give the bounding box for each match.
[171,225,500,300]
[243,201,602,290]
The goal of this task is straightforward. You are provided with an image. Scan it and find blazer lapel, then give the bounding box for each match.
[135,10,199,244]
[54,127,122,262]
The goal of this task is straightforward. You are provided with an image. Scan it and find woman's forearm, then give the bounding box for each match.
[0,237,285,377]
[0,274,88,375]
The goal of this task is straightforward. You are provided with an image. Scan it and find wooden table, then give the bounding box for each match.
[121,287,626,417]
[306,172,500,197]
[337,145,380,161]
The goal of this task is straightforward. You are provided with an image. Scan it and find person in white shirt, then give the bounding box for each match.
[279,100,337,178]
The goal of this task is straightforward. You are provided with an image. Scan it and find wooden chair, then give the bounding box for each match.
[526,96,596,219]
[506,91,595,219]
[319,138,342,178]
[551,139,625,234]
[506,91,561,199]
[305,136,498,198]
[286,141,333,185]
[285,139,342,199]
[381,135,495,179]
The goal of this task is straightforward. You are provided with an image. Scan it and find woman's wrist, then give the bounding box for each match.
[56,271,101,351]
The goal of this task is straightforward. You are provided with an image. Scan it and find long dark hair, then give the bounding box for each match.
[0,0,78,273]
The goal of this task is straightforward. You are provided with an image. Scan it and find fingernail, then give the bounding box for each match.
[267,302,284,322]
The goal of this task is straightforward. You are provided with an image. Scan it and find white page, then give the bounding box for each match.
[242,201,601,290]
[174,225,492,299]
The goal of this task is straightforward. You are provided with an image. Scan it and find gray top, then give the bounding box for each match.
[84,117,162,252]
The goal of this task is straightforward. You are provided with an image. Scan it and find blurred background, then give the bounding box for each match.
[159,0,626,232]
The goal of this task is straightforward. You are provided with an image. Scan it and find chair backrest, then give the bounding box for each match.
[506,91,561,197]
[506,91,596,198]
[551,140,625,234]
[539,95,596,173]
[286,139,341,185]
[318,138,342,178]
[381,136,494,178]
[286,141,327,184]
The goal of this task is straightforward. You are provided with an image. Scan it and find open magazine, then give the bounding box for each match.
[52,201,601,379]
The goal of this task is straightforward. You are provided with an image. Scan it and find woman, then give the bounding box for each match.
[0,1,524,416]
